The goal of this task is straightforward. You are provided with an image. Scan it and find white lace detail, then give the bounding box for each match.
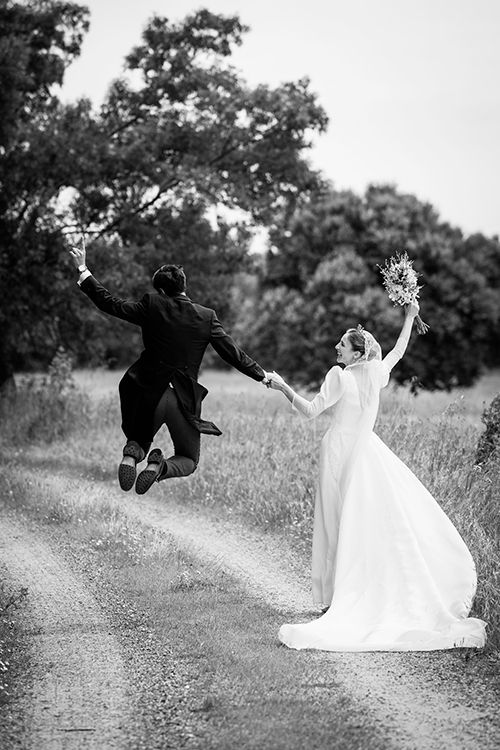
[355,324,382,363]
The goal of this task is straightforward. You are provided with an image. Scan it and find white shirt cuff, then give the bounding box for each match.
[77,269,92,286]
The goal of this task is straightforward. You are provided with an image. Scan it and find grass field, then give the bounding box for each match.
[72,365,500,423]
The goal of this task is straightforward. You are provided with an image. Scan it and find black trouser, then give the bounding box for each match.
[119,373,200,479]
[152,386,200,479]
[119,373,159,455]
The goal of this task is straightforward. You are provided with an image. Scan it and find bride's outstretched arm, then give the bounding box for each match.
[269,374,296,403]
[269,367,344,419]
[383,302,419,372]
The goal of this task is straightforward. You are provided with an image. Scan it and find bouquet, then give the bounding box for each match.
[378,252,429,334]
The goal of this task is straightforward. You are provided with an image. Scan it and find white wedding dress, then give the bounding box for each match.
[279,342,486,652]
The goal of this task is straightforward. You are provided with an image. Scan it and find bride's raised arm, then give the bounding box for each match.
[383,301,420,372]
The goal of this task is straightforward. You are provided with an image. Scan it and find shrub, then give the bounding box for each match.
[0,347,91,444]
[475,393,500,465]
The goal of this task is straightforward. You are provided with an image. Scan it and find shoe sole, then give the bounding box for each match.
[118,463,136,491]
[135,467,160,495]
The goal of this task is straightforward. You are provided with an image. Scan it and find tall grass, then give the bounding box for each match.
[1,368,499,651]
[2,349,90,444]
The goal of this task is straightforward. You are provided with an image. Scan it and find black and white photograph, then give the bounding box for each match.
[1,1,499,748]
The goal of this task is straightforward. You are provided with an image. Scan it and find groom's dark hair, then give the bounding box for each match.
[152,265,187,296]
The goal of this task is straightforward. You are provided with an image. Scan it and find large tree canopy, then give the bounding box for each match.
[67,9,328,235]
[0,4,327,387]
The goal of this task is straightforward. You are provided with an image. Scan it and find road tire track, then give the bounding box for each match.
[0,515,135,750]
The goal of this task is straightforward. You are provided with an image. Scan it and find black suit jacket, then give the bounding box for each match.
[80,275,265,435]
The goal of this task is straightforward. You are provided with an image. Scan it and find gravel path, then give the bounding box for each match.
[1,469,499,749]
[0,515,135,749]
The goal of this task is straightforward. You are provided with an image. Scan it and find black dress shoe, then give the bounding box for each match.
[118,440,145,491]
[118,460,136,491]
[135,448,165,495]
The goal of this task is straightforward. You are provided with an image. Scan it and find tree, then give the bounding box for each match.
[0,0,89,390]
[74,10,327,233]
[0,0,88,145]
[237,184,500,390]
[64,9,328,261]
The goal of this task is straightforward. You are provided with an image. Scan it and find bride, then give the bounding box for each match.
[269,302,486,651]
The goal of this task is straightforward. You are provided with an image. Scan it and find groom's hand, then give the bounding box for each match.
[68,238,86,269]
[262,371,274,388]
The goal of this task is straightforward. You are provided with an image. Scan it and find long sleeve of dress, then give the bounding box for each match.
[292,366,345,420]
[382,319,413,373]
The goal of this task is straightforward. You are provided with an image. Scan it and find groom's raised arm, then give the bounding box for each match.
[209,312,266,382]
[79,274,149,326]
[69,241,148,326]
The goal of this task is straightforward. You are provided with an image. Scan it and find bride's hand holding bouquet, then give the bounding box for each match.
[405,300,420,320]
[378,252,429,334]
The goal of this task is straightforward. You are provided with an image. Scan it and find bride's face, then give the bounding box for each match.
[335,334,360,366]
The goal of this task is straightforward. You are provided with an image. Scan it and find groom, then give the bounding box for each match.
[69,242,272,494]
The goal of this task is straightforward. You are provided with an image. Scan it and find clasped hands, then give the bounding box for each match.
[263,371,286,390]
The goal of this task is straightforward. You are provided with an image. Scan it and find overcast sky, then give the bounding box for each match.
[61,0,500,238]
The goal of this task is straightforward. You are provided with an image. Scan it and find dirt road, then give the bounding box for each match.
[0,515,134,749]
[1,470,499,749]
